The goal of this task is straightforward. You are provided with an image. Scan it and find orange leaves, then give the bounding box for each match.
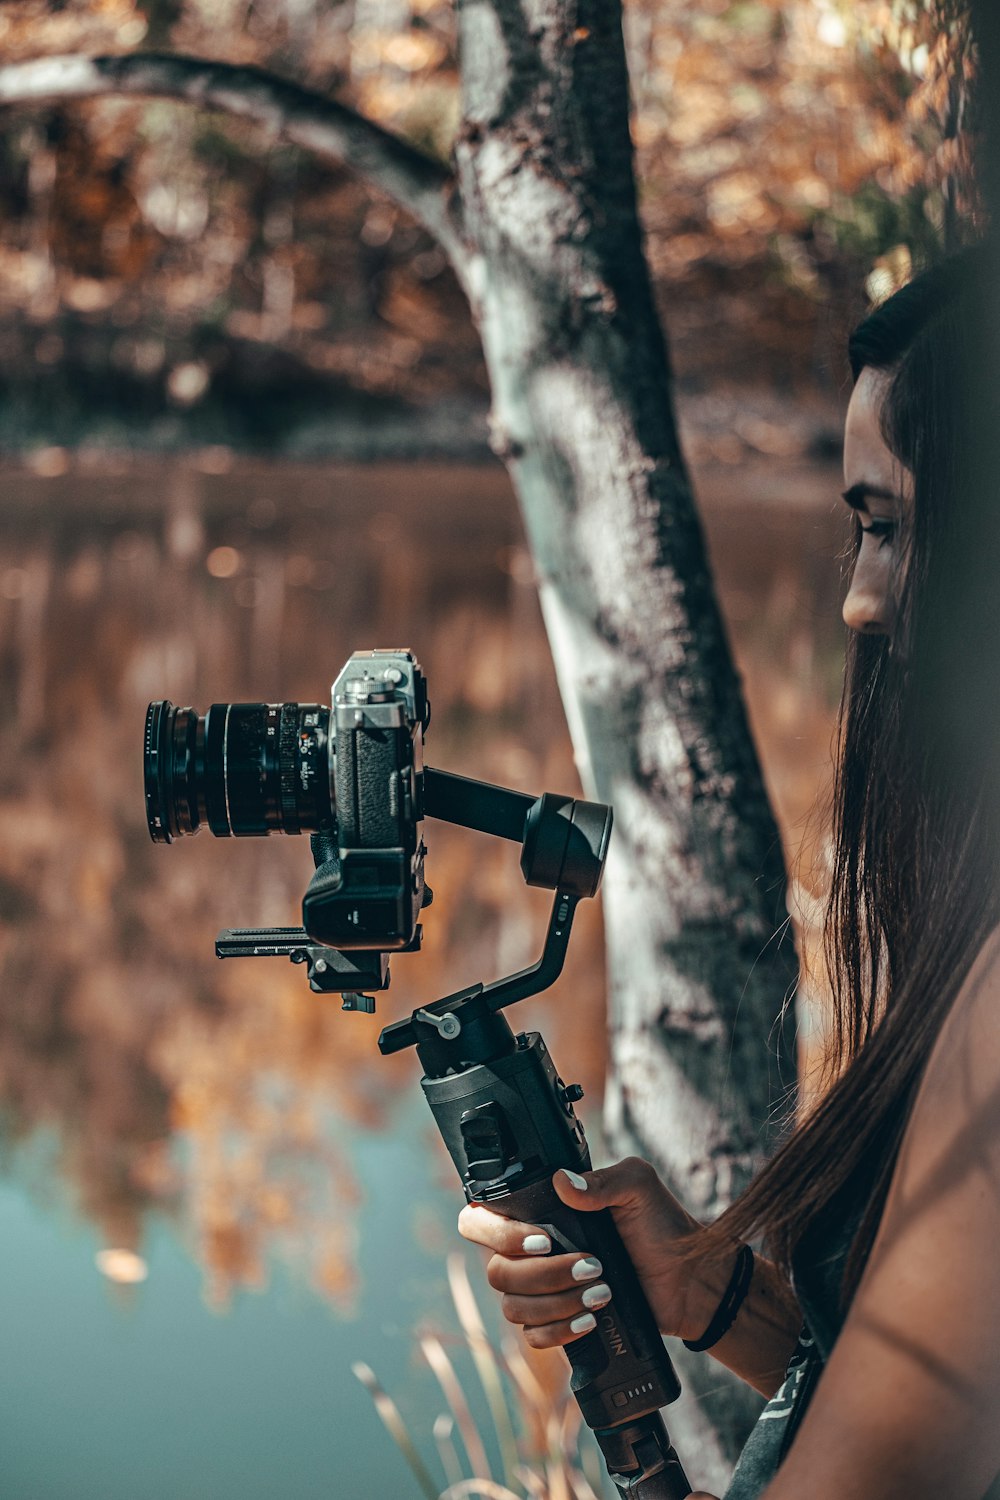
[358,29,448,76]
[0,0,978,397]
[706,172,780,236]
[0,0,147,61]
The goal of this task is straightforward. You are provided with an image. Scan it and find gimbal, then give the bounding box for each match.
[218,767,692,1499]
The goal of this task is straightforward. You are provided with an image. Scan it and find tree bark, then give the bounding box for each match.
[0,29,798,1480]
[452,0,793,1475]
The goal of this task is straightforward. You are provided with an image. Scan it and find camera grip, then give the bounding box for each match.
[491,1177,679,1409]
[488,1177,692,1497]
[416,1023,691,1495]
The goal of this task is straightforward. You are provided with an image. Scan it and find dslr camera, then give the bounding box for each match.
[145,648,432,958]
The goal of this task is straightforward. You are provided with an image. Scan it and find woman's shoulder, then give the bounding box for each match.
[762,925,1000,1497]
[916,921,1000,1113]
[891,920,1000,1198]
[948,920,1000,1015]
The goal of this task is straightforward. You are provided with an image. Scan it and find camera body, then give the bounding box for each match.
[144,648,430,952]
[304,650,429,950]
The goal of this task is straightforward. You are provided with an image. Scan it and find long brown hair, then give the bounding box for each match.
[700,250,1000,1303]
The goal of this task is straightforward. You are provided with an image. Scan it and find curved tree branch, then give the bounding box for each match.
[0,52,467,273]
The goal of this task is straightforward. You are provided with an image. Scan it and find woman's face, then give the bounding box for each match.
[841,366,912,636]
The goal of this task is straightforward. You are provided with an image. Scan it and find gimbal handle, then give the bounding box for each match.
[379,988,692,1499]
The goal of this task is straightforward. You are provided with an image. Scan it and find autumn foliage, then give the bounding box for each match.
[0,0,982,453]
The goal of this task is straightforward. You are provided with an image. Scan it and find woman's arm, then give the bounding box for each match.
[761,926,1000,1500]
[459,1157,802,1398]
[705,1248,803,1396]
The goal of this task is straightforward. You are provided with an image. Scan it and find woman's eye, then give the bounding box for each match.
[858,519,896,547]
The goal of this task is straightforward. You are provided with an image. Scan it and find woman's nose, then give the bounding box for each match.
[842,559,894,635]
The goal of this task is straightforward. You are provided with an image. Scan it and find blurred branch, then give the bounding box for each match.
[0,52,467,272]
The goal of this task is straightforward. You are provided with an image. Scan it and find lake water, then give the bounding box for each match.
[0,1111,478,1500]
[0,452,847,1498]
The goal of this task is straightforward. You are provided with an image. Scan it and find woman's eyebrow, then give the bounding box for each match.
[841,482,898,510]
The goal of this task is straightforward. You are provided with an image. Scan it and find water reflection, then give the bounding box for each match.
[0,454,847,1307]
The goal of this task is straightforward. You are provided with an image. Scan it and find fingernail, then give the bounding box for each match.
[571,1257,603,1282]
[559,1169,588,1191]
[581,1282,612,1310]
[570,1312,597,1334]
[522,1233,551,1255]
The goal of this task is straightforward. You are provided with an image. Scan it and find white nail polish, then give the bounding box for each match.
[522,1233,551,1255]
[570,1312,597,1334]
[581,1282,612,1310]
[560,1169,588,1191]
[572,1257,603,1282]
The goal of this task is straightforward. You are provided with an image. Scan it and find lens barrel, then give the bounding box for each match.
[144,700,332,843]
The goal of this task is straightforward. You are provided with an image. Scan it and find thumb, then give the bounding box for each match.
[552,1157,653,1213]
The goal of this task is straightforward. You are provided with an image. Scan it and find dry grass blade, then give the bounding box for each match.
[544,1456,572,1500]
[578,1434,608,1498]
[438,1483,524,1500]
[499,1336,550,1463]
[540,1391,606,1500]
[421,1333,493,1483]
[500,1335,548,1411]
[558,1397,582,1450]
[351,1361,440,1500]
[434,1412,465,1492]
[504,1325,605,1499]
[545,1405,572,1467]
[515,1464,549,1497]
[567,1469,605,1500]
[541,1402,575,1500]
[448,1253,521,1486]
[557,1398,585,1474]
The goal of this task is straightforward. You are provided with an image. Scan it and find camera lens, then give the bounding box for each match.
[144,700,332,843]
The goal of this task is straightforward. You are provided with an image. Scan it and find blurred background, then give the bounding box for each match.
[0,1,980,1496]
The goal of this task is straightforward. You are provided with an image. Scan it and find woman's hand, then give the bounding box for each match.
[457,1156,722,1349]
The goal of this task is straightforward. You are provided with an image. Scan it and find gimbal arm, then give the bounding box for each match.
[423,767,534,842]
[422,767,611,899]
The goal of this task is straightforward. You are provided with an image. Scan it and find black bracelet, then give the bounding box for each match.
[682,1243,755,1353]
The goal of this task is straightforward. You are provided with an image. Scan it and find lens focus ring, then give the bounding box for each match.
[143,699,332,842]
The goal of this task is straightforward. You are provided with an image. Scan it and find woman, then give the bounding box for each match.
[459,252,1000,1499]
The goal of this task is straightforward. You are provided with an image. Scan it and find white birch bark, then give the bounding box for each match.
[451,3,795,1468]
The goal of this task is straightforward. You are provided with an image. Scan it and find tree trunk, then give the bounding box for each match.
[452,0,794,1476]
[0,21,799,1479]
